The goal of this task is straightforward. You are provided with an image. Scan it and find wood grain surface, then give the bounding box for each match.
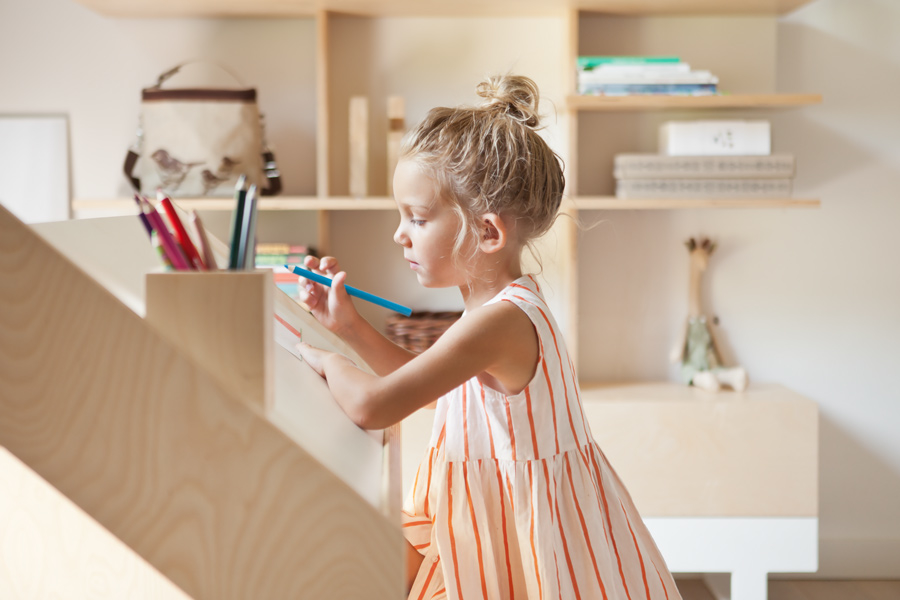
[0,447,191,599]
[0,204,403,599]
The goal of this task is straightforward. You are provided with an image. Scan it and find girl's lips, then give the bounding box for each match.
[407,260,419,270]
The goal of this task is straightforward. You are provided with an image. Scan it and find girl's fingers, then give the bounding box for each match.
[319,256,340,276]
[296,342,326,377]
[332,271,348,294]
[300,282,318,308]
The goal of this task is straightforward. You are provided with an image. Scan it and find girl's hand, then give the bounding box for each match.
[297,255,359,336]
[296,342,331,377]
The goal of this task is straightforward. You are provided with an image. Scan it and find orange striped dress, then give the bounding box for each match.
[402,276,681,600]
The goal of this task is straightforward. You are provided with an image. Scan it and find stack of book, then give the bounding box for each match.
[614,120,795,199]
[254,242,316,299]
[577,56,718,96]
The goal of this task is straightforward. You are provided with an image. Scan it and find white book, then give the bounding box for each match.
[616,177,792,198]
[579,70,718,85]
[659,120,771,156]
[613,153,795,179]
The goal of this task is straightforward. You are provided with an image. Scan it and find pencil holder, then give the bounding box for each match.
[145,270,273,412]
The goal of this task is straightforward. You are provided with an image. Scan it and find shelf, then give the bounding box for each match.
[73,196,820,213]
[570,197,820,210]
[567,93,823,111]
[71,0,816,18]
[72,197,400,212]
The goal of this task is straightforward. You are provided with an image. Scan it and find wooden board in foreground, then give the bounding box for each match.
[0,204,403,599]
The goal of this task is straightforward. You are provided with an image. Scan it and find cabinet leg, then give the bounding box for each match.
[730,570,769,600]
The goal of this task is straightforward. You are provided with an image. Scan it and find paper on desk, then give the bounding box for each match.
[274,314,304,361]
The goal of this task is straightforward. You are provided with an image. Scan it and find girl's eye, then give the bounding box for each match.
[411,219,425,226]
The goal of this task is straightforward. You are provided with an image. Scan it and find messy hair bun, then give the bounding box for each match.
[475,75,542,128]
[400,74,565,272]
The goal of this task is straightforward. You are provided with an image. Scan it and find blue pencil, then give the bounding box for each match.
[287,265,412,317]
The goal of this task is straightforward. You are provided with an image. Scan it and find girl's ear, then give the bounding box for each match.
[479,213,507,254]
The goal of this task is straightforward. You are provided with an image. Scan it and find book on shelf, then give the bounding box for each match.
[659,120,771,156]
[614,154,795,179]
[576,56,719,96]
[255,253,310,267]
[615,177,793,199]
[577,56,682,70]
[254,242,316,299]
[579,70,717,85]
[579,83,717,96]
[256,242,311,255]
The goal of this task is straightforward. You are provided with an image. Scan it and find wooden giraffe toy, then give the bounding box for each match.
[670,237,749,392]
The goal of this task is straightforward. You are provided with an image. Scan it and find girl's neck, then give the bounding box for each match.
[458,258,523,311]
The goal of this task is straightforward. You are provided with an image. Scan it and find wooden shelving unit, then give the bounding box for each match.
[68,4,824,362]
[52,4,825,598]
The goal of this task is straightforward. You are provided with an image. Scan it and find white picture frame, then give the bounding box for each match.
[0,114,71,224]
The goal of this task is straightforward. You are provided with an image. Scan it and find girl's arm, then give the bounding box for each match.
[300,255,416,376]
[299,300,538,430]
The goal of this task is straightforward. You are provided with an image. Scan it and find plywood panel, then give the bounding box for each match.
[0,204,403,599]
[145,271,274,413]
[0,448,191,600]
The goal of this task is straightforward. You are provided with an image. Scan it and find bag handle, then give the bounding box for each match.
[150,60,248,90]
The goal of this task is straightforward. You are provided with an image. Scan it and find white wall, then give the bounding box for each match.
[573,0,900,578]
[776,0,900,576]
[1,0,898,579]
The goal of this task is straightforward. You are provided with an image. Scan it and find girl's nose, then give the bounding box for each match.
[394,223,410,247]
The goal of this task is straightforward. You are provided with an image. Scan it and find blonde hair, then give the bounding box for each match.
[399,74,565,268]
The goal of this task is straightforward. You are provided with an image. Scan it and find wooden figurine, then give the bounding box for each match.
[671,237,749,392]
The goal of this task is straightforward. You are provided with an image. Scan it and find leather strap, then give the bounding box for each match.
[123,149,141,192]
[261,150,282,196]
[151,60,247,90]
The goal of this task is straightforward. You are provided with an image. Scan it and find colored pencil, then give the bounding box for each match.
[157,191,206,270]
[132,193,153,237]
[228,175,248,270]
[287,265,412,316]
[188,210,218,271]
[237,184,258,270]
[142,198,191,270]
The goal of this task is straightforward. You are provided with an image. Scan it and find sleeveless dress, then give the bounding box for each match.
[402,275,681,600]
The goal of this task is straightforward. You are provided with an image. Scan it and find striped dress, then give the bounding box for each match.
[402,276,681,600]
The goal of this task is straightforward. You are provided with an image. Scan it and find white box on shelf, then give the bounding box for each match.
[659,120,771,156]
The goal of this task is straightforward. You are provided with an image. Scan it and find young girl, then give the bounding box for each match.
[297,75,681,600]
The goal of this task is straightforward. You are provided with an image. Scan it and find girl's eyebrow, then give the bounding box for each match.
[399,199,437,214]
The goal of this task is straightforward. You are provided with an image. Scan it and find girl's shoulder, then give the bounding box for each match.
[483,275,552,325]
[484,274,545,307]
[449,275,547,349]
